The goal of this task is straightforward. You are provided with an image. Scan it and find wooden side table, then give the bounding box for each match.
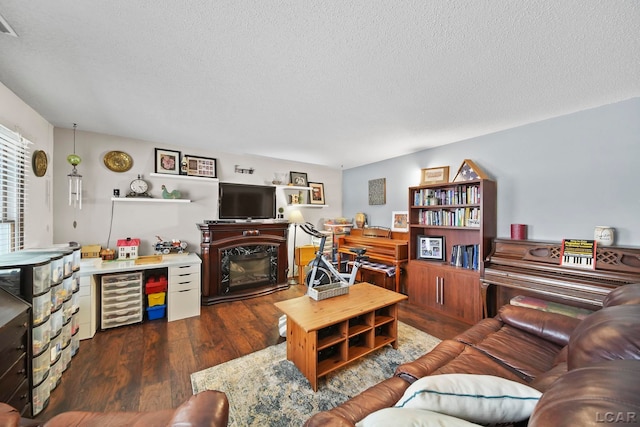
[295,245,317,284]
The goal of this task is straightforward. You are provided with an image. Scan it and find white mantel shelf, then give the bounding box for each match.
[111,197,191,203]
[149,173,219,183]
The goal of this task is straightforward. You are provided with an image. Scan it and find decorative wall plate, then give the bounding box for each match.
[32,150,48,177]
[103,150,133,172]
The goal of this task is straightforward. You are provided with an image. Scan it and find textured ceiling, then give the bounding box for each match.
[0,1,638,169]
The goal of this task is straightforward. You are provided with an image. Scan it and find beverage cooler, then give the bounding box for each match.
[0,244,81,418]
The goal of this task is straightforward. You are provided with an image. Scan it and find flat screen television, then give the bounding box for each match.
[218,183,276,220]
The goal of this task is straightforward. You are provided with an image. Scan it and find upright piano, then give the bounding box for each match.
[482,238,640,316]
[337,230,408,293]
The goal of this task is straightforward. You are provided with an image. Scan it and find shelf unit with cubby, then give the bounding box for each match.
[314,303,400,380]
[407,179,496,324]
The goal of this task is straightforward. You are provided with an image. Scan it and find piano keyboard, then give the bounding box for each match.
[561,254,594,269]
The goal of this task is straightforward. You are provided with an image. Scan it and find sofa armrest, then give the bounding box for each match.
[529,360,640,426]
[498,304,581,346]
[41,390,229,427]
[169,390,229,427]
[0,403,20,427]
[304,377,409,427]
[303,411,355,427]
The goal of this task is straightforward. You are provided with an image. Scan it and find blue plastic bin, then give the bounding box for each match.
[146,304,166,320]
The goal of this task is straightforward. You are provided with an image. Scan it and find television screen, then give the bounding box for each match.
[219,183,276,220]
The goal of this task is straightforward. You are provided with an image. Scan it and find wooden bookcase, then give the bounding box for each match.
[406,179,496,324]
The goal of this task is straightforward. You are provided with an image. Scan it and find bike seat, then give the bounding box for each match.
[349,247,367,256]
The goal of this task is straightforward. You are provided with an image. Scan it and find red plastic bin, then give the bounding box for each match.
[144,281,167,295]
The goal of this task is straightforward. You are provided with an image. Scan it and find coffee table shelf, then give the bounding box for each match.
[275,283,407,391]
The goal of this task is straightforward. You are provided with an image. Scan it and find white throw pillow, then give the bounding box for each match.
[395,374,542,425]
[356,408,483,427]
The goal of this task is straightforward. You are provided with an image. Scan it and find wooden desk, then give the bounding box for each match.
[274,283,407,391]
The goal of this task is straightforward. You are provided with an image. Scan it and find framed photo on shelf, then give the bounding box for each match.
[290,171,308,186]
[308,182,325,205]
[183,154,217,178]
[417,235,445,261]
[391,210,409,232]
[155,148,181,175]
[420,166,449,185]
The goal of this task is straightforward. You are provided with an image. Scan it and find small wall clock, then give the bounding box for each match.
[32,150,48,177]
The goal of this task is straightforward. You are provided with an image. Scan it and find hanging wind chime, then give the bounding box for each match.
[67,123,82,210]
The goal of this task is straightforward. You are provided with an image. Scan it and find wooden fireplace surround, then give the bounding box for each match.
[197,221,290,305]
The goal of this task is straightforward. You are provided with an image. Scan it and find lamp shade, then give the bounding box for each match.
[289,210,305,224]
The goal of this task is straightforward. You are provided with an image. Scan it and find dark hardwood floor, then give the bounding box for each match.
[39,284,469,419]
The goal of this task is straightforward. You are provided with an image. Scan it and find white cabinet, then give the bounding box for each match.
[168,263,201,321]
[78,275,97,340]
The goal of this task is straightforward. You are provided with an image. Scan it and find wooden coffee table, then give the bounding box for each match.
[274,282,407,391]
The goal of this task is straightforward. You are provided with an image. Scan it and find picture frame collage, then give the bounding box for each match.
[155,148,217,178]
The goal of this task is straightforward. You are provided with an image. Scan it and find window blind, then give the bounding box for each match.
[0,124,30,255]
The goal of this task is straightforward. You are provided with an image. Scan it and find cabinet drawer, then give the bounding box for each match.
[169,263,200,277]
[0,319,28,375]
[103,304,141,318]
[6,378,29,416]
[101,272,143,286]
[168,287,200,321]
[0,352,27,402]
[103,286,141,298]
[102,312,142,329]
[170,274,200,292]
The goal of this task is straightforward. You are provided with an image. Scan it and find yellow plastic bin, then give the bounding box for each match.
[147,292,166,307]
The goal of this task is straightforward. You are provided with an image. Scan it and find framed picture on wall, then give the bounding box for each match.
[309,182,325,205]
[183,154,217,178]
[420,166,449,184]
[391,210,409,232]
[417,235,445,261]
[290,171,308,186]
[155,148,181,175]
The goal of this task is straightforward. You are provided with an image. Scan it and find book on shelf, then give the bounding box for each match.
[413,184,481,207]
[560,239,596,270]
[450,244,480,270]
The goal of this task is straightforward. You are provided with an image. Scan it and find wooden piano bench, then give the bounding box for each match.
[351,260,399,291]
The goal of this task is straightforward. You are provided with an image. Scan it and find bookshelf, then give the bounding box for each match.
[406,179,496,324]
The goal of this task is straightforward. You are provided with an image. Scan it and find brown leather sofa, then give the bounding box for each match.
[0,390,229,427]
[305,284,640,426]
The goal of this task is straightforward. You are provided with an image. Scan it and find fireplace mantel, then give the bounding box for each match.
[197,221,290,305]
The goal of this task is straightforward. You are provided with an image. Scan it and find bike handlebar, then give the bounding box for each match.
[299,222,326,238]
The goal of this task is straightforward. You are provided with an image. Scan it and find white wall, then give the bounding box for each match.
[343,98,640,246]
[0,82,55,248]
[52,128,343,259]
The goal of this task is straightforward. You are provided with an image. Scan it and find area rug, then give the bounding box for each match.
[191,322,440,426]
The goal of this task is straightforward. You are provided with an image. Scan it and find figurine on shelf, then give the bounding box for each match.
[161,185,181,199]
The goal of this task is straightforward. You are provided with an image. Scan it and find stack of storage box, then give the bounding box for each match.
[145,274,167,320]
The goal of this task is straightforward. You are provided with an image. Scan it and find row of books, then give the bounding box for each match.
[451,244,480,270]
[417,207,481,227]
[413,185,481,207]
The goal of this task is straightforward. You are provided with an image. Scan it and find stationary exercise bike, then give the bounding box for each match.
[278,222,367,337]
[299,222,368,289]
